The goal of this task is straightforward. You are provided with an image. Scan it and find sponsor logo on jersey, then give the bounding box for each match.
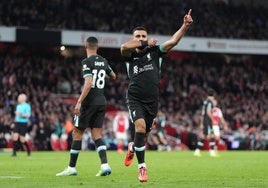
[133,64,153,75]
[139,64,153,72]
[83,64,90,71]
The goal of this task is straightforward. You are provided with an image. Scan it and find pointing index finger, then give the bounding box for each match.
[187,9,192,15]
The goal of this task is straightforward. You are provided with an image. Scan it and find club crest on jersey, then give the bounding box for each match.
[132,110,136,117]
[147,53,152,61]
[133,65,139,74]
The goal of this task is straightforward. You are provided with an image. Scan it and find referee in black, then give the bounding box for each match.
[12,93,31,156]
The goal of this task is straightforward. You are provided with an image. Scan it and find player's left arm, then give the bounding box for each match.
[16,113,30,118]
[207,104,214,124]
[21,109,31,118]
[106,71,116,80]
[105,73,116,80]
[220,116,228,131]
[161,9,193,53]
[106,65,116,80]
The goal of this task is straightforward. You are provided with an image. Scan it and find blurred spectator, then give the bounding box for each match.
[1,0,268,39]
[34,121,50,150]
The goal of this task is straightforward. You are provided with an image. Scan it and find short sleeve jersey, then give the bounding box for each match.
[124,46,166,103]
[212,107,223,126]
[201,98,214,124]
[81,55,114,106]
[15,102,31,123]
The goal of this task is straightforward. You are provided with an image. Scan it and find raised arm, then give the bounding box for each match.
[161,9,193,53]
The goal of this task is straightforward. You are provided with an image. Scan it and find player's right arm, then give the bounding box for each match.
[199,115,204,130]
[120,39,157,57]
[74,76,92,116]
[121,40,141,57]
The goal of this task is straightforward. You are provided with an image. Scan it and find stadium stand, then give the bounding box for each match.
[0,0,267,39]
[1,44,268,150]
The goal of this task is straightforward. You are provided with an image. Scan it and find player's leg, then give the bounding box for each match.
[19,123,31,156]
[12,132,19,156]
[92,128,111,176]
[19,135,31,156]
[92,106,111,176]
[194,139,204,156]
[125,101,151,182]
[158,131,171,151]
[12,123,24,156]
[116,133,124,153]
[56,127,84,176]
[194,127,207,156]
[208,126,218,156]
[69,127,84,169]
[124,129,135,166]
[213,125,220,151]
[135,103,157,182]
[124,101,141,167]
[150,133,160,150]
[134,118,148,182]
[134,118,147,166]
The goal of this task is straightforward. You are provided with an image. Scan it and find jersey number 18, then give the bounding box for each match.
[91,69,105,89]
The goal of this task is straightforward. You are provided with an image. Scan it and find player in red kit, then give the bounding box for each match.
[211,99,228,152]
[113,111,129,153]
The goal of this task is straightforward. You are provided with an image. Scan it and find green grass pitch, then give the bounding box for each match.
[0,150,268,188]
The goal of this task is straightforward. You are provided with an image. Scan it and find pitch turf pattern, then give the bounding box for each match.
[0,151,268,188]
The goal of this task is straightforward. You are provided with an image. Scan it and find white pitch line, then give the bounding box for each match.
[0,176,23,179]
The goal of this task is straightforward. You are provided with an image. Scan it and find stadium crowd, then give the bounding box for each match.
[0,0,268,39]
[1,44,268,151]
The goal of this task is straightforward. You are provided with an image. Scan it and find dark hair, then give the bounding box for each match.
[207,88,215,97]
[132,26,147,34]
[86,36,98,47]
